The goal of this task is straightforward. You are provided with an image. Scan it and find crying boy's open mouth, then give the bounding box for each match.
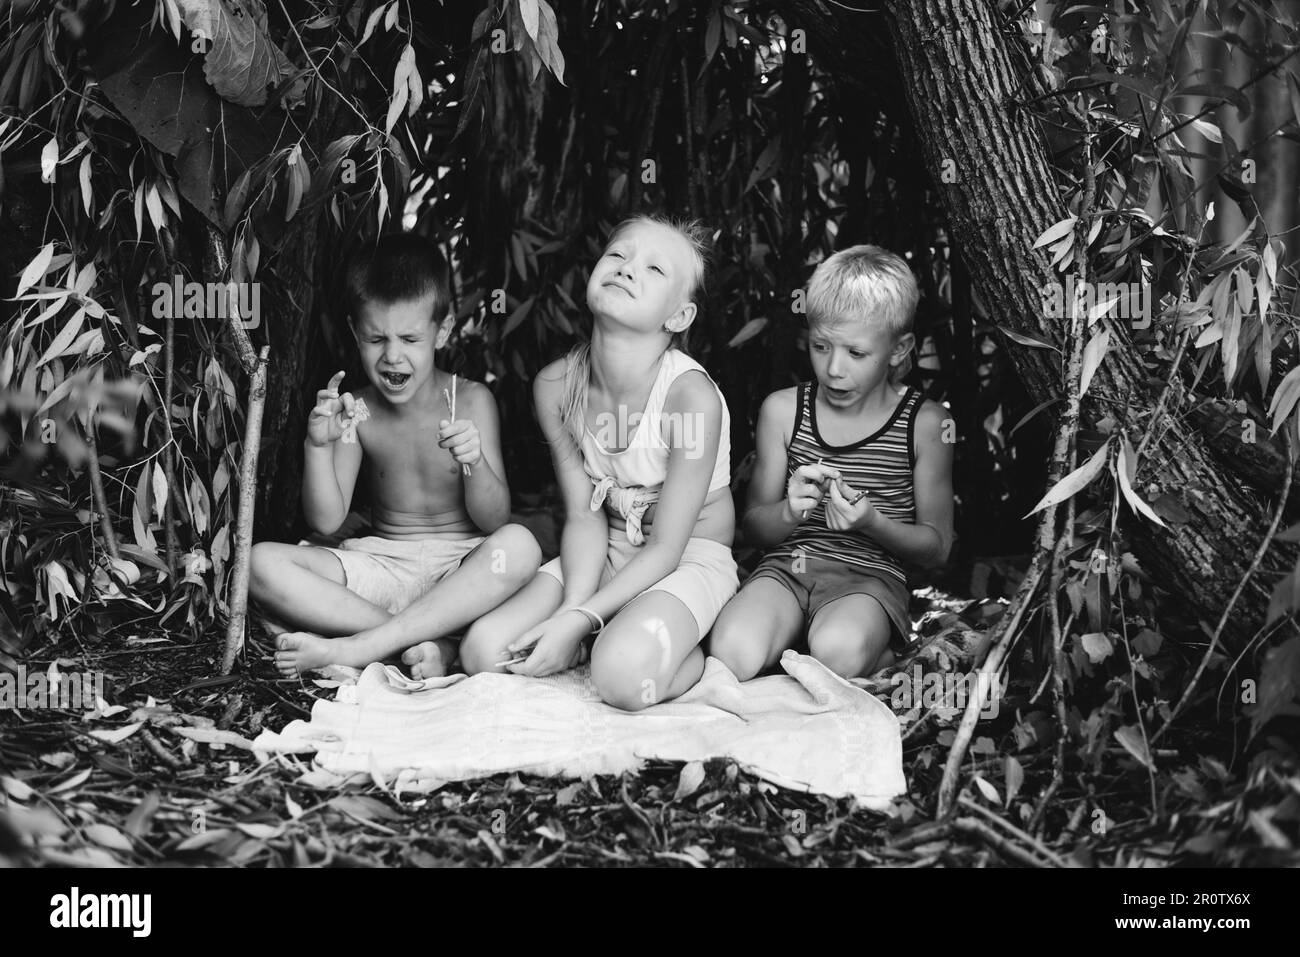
[379,371,412,389]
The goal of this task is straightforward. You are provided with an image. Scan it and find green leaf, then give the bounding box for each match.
[519,0,540,40]
[1024,439,1110,517]
[1003,755,1023,807]
[535,1,566,84]
[1116,438,1167,528]
[1002,328,1060,352]
[1078,328,1109,398]
[1267,364,1300,434]
[174,0,304,108]
[503,295,534,338]
[1114,725,1153,769]
[16,243,54,297]
[35,307,87,368]
[1251,633,1300,737]
[673,761,706,802]
[1080,632,1113,664]
[1032,215,1077,249]
[727,317,768,347]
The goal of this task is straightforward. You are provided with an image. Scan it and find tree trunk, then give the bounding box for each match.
[871,0,1292,647]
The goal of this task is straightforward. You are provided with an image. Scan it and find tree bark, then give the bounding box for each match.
[872,0,1292,647]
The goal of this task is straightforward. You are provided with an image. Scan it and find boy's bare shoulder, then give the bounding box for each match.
[760,385,799,413]
[450,375,493,408]
[913,399,952,446]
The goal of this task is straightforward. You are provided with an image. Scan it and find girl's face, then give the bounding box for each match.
[586,221,697,336]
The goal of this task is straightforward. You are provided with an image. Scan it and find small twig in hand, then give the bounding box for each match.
[444,375,471,477]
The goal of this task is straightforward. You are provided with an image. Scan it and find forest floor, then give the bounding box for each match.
[1,561,1298,868]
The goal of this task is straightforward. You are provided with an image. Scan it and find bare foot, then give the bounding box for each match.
[401,641,447,680]
[274,631,341,677]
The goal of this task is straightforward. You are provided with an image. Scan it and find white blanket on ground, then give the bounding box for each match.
[252,651,906,810]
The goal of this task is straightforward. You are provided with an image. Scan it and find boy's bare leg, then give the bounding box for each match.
[707,578,805,680]
[400,636,460,681]
[806,594,894,679]
[274,525,540,676]
[250,542,391,636]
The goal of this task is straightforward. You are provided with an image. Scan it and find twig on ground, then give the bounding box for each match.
[936,554,1044,817]
[957,795,1067,867]
[139,728,184,769]
[953,816,1055,867]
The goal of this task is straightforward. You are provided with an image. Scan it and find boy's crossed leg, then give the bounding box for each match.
[707,577,805,680]
[271,525,541,677]
[250,542,390,638]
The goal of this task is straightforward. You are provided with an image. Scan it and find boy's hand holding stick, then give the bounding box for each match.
[787,460,841,521]
[441,375,472,477]
[825,476,874,531]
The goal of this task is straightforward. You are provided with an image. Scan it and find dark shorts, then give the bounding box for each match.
[747,555,916,655]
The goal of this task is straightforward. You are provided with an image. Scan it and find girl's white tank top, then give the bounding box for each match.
[578,349,731,543]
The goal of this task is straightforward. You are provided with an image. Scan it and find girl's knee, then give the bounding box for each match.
[590,643,663,711]
[460,618,515,674]
[591,662,657,712]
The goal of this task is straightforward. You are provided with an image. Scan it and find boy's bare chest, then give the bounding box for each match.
[361,416,460,482]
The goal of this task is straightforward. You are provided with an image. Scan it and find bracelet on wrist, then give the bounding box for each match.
[565,605,604,634]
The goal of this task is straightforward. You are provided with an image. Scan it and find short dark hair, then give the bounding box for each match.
[344,232,450,325]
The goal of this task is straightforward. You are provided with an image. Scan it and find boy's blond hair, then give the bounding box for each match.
[806,245,919,381]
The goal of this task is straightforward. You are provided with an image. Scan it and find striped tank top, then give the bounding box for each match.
[767,380,923,585]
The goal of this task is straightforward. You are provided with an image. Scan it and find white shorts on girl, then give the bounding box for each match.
[322,535,484,615]
[538,534,738,638]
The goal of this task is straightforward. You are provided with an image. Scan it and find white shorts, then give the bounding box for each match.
[322,535,484,615]
[539,534,738,637]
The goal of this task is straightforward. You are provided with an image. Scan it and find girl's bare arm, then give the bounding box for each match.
[535,360,607,603]
[742,388,805,545]
[577,371,723,624]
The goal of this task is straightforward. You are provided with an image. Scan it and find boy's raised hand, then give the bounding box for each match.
[307,371,359,447]
[825,476,877,532]
[785,462,841,521]
[437,418,482,468]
